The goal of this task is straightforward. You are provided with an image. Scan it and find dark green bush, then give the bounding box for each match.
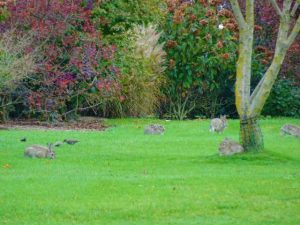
[92,0,166,45]
[263,79,300,117]
[0,6,9,22]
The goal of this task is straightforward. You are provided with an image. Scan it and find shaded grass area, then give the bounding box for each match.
[0,118,300,225]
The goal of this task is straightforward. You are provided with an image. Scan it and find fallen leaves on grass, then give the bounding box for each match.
[2,163,12,169]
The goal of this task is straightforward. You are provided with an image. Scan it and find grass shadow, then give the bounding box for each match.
[201,150,297,165]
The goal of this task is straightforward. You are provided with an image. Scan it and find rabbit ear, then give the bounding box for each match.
[48,143,53,151]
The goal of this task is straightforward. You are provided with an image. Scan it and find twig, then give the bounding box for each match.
[229,0,246,28]
[63,102,103,116]
[269,0,283,17]
[286,15,300,47]
[291,2,299,16]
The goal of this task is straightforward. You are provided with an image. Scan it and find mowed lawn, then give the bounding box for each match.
[0,118,300,225]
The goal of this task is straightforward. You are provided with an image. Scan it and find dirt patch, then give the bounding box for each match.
[0,117,108,131]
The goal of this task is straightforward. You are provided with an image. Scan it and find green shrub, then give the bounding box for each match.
[263,79,300,117]
[93,0,166,35]
[0,6,9,22]
[88,1,167,118]
[0,30,36,121]
[0,31,35,91]
[161,1,239,119]
[117,24,166,117]
[92,0,166,46]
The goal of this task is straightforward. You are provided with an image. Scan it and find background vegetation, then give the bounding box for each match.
[0,0,299,121]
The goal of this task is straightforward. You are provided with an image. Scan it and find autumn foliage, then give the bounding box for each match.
[1,0,121,120]
[254,0,300,81]
[0,0,299,121]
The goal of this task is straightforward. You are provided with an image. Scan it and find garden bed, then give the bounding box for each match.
[0,117,108,131]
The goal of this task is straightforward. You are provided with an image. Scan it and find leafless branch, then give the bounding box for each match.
[246,0,255,27]
[269,0,283,17]
[229,0,246,28]
[291,2,299,16]
[283,0,293,12]
[286,15,300,47]
[63,103,103,116]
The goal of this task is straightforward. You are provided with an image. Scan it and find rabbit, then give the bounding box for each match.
[144,124,165,135]
[24,143,56,159]
[209,115,227,133]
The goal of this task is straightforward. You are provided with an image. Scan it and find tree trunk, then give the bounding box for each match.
[240,117,264,151]
[228,0,300,152]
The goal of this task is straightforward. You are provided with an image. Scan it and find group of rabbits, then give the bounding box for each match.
[23,116,227,160]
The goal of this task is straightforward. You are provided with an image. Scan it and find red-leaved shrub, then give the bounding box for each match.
[2,0,122,120]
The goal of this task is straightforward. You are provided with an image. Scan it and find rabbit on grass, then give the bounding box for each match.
[209,115,227,133]
[24,143,56,159]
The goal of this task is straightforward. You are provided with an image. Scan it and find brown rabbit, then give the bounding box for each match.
[209,115,227,133]
[24,143,56,159]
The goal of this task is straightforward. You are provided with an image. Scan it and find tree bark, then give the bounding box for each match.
[235,29,253,117]
[240,117,264,151]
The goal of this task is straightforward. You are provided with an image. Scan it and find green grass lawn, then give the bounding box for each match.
[0,118,300,225]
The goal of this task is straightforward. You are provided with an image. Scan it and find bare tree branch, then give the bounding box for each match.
[249,9,299,115]
[246,0,255,27]
[269,0,283,16]
[0,101,23,108]
[229,0,246,28]
[283,0,293,12]
[63,103,103,116]
[291,2,299,16]
[286,15,300,46]
[250,75,265,103]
